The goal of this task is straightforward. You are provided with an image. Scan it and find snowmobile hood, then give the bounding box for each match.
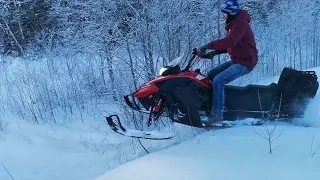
[225,10,251,30]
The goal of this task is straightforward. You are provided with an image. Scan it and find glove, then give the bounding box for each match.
[201,51,216,59]
[195,44,209,57]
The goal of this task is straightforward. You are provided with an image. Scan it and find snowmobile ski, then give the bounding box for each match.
[106,115,175,140]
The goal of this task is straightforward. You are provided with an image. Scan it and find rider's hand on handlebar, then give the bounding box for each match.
[193,45,216,59]
[201,51,216,59]
[195,44,209,57]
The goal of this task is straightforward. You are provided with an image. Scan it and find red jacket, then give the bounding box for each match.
[208,10,258,69]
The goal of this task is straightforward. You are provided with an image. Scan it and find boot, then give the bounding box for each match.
[201,114,223,126]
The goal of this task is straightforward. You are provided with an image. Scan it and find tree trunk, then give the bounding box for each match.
[4,20,24,54]
[99,55,108,92]
[106,55,118,101]
[216,1,222,65]
[299,37,302,70]
[126,40,138,89]
[142,32,155,81]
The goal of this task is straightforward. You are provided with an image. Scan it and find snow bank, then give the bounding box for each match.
[292,94,320,128]
[0,119,109,180]
[94,125,320,180]
[0,107,192,180]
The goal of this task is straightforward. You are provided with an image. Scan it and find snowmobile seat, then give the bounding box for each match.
[225,83,278,91]
[224,83,279,113]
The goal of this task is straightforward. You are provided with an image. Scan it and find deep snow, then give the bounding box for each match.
[0,102,196,180]
[95,125,320,180]
[0,118,109,180]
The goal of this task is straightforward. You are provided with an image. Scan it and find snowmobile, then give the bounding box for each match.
[106,49,319,140]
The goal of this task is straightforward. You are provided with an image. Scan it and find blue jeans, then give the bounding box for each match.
[207,61,253,117]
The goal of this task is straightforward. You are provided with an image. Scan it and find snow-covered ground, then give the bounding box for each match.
[0,119,109,180]
[0,110,190,180]
[94,67,320,180]
[95,125,320,180]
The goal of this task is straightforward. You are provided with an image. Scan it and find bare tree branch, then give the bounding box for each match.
[253,90,284,154]
[1,162,15,180]
[310,134,320,158]
[137,139,149,154]
[2,19,24,54]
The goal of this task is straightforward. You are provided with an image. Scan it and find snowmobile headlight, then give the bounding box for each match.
[134,97,144,108]
[125,95,144,110]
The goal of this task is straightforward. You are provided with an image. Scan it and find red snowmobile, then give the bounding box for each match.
[106,49,319,140]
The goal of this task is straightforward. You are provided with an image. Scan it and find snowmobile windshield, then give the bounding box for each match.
[167,56,183,67]
[159,56,183,76]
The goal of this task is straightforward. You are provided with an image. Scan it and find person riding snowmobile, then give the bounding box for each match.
[195,0,258,125]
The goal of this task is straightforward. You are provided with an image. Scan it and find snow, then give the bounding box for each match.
[96,111,320,180]
[292,95,320,128]
[0,114,203,180]
[0,119,109,180]
[94,67,320,180]
[95,125,320,180]
[0,110,191,180]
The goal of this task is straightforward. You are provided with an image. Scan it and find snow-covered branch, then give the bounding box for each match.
[252,90,284,154]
